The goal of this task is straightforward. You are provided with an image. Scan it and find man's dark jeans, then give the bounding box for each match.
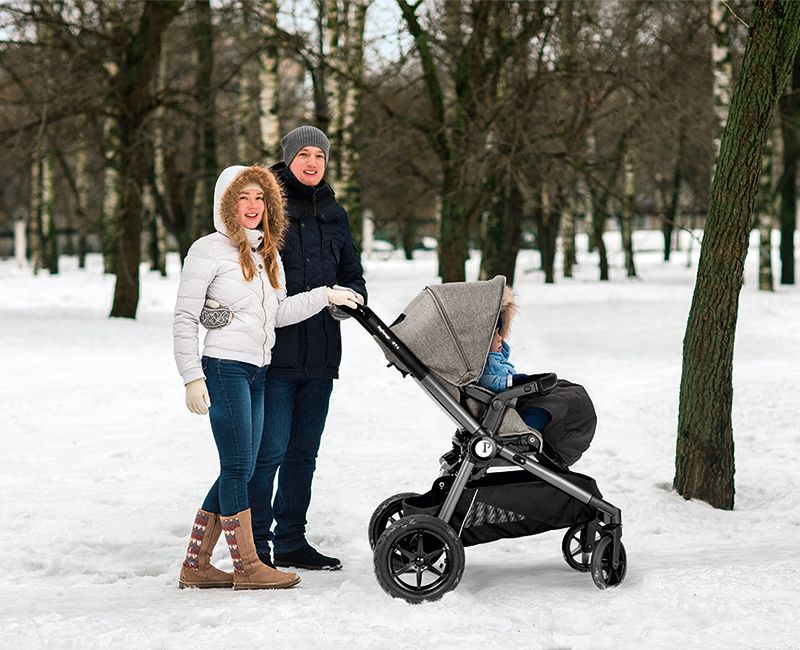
[250,377,333,556]
[200,356,266,517]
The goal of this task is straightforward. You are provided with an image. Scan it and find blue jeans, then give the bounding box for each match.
[249,377,333,555]
[200,356,266,516]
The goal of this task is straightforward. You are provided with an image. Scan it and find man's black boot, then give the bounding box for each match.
[274,544,342,571]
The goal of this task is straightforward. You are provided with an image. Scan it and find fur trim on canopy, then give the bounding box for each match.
[497,286,517,339]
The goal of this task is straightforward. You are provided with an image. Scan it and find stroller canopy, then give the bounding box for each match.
[386,275,506,386]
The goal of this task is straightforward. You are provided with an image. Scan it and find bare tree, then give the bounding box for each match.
[675,0,800,510]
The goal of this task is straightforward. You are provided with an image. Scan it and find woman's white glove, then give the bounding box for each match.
[326,287,360,309]
[185,378,211,415]
[326,285,363,320]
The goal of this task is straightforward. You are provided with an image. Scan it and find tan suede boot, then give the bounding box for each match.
[178,509,234,589]
[220,509,300,590]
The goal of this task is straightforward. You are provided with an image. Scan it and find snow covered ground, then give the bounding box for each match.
[1,231,799,649]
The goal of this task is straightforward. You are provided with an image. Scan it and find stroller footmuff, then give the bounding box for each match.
[342,276,627,602]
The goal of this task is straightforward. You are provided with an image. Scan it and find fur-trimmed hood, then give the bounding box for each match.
[497,286,517,339]
[213,165,286,247]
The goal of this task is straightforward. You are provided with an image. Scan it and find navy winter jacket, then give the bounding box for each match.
[266,163,367,379]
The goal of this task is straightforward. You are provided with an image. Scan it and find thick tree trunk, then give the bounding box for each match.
[480,172,521,285]
[110,1,182,318]
[675,0,800,510]
[778,55,800,285]
[439,184,470,283]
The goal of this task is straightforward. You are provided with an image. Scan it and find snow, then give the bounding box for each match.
[1,231,799,649]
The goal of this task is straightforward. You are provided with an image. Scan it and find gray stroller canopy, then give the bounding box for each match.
[386,275,506,386]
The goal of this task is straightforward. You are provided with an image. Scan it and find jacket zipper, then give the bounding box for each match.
[258,266,268,366]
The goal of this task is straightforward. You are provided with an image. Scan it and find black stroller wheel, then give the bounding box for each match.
[368,492,419,550]
[562,522,601,573]
[590,535,627,589]
[373,514,465,603]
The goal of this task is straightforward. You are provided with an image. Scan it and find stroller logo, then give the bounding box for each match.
[472,437,496,459]
[375,324,400,350]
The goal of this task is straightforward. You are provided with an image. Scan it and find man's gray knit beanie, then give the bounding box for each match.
[281,125,331,166]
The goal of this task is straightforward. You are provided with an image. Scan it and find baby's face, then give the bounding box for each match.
[490,331,503,353]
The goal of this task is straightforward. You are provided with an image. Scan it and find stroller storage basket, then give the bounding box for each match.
[404,470,601,547]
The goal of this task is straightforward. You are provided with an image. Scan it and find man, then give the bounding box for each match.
[249,125,367,570]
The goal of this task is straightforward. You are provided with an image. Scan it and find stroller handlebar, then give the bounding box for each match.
[337,303,430,380]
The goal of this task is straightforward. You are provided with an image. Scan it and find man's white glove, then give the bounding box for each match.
[326,285,364,321]
[185,378,211,415]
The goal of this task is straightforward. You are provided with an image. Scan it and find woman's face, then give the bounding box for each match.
[237,188,265,229]
[289,146,326,186]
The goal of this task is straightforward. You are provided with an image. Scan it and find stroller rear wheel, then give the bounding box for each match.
[368,492,419,550]
[590,535,627,589]
[561,521,601,573]
[373,514,465,603]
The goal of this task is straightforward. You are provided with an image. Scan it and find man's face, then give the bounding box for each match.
[289,146,326,186]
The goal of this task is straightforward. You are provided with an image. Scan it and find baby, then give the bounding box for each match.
[478,289,551,432]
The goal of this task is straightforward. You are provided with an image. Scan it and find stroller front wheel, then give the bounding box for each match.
[373,514,465,603]
[590,535,627,589]
[368,492,419,550]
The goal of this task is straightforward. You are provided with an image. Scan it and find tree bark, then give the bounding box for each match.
[192,0,217,237]
[110,1,182,319]
[675,0,800,510]
[778,54,800,285]
[480,169,521,285]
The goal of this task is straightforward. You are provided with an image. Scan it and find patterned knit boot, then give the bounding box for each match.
[178,509,234,589]
[220,509,300,590]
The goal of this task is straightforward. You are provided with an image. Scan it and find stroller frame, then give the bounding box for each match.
[344,302,625,601]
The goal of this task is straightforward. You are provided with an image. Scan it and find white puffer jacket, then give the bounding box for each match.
[173,165,329,385]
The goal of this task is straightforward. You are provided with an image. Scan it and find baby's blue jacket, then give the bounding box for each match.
[478,340,517,392]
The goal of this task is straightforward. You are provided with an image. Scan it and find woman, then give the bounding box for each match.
[173,164,357,590]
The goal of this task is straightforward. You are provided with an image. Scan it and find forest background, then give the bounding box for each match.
[1,0,799,512]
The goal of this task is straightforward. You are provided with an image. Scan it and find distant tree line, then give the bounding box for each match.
[0,0,798,319]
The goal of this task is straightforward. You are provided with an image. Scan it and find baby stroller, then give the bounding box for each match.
[340,276,626,603]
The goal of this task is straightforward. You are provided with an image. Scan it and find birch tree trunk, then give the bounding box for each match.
[675,0,800,510]
[30,155,45,274]
[338,0,369,250]
[758,128,776,291]
[259,0,281,161]
[75,128,89,269]
[622,142,637,277]
[101,115,118,275]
